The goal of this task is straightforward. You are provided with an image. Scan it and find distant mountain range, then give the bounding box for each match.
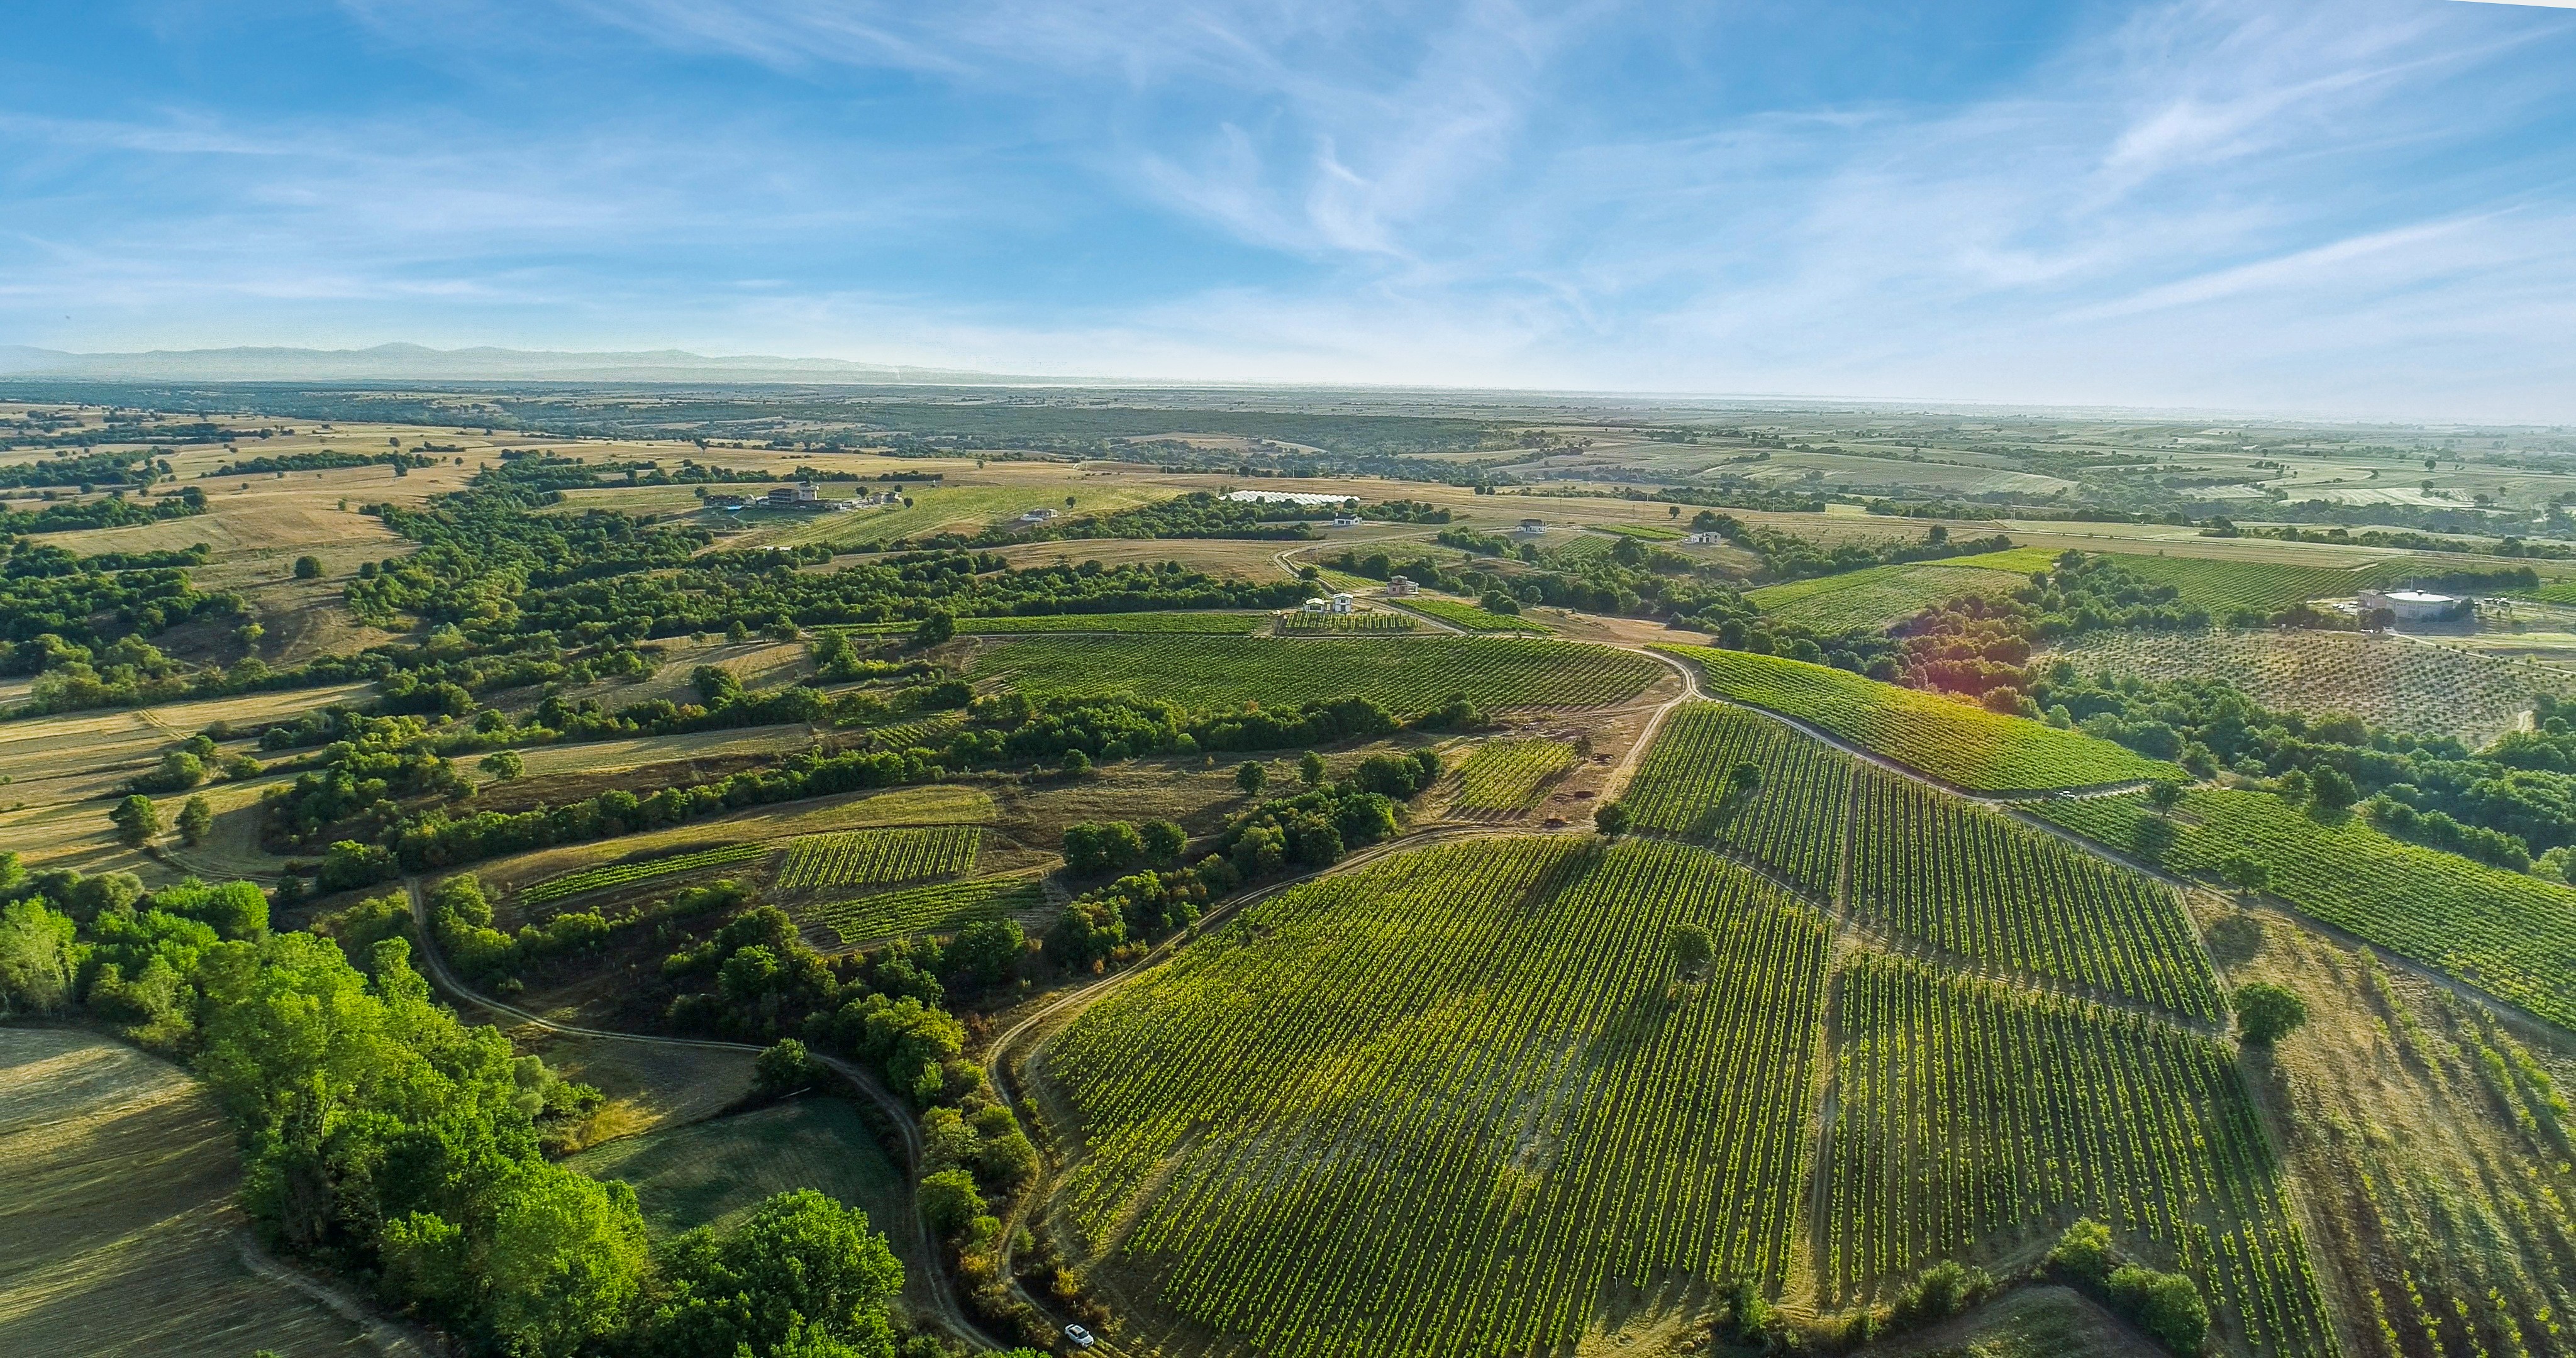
[0,343,1064,385]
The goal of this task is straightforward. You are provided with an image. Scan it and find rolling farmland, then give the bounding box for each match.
[806,871,1048,944]
[1391,597,1555,632]
[1826,954,2336,1357]
[1039,836,1831,1358]
[1747,562,2030,631]
[2034,787,2576,1030]
[974,635,1665,712]
[775,824,982,892]
[1448,739,1577,812]
[1621,702,1853,898]
[1848,766,2224,1020]
[1656,644,2177,790]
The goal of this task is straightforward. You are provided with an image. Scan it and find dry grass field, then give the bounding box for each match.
[0,1027,386,1357]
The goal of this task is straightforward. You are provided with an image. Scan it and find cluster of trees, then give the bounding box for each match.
[1870,553,2210,704]
[0,485,206,534]
[0,448,165,488]
[2042,668,2576,875]
[203,448,434,477]
[2043,1218,2210,1355]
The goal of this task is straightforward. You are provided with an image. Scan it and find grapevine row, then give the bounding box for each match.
[1621,702,1850,899]
[775,824,981,892]
[519,841,765,904]
[807,872,1046,945]
[1450,739,1577,813]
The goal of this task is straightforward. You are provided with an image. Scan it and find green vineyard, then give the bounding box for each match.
[974,635,1663,712]
[1041,837,1831,1358]
[1848,767,2224,1020]
[2035,787,2576,1030]
[1621,702,1852,899]
[1746,561,2029,632]
[1449,739,1576,812]
[775,824,982,893]
[1655,644,2177,791]
[1273,610,1418,633]
[1826,953,2336,1357]
[518,841,767,905]
[955,612,1268,634]
[1392,597,1554,632]
[806,872,1046,945]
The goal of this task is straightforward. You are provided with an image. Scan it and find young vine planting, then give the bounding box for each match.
[1041,836,1831,1358]
[1621,702,1852,900]
[1825,952,2338,1357]
[1450,739,1577,813]
[806,872,1045,945]
[1848,766,2224,1020]
[775,824,981,892]
[519,841,766,905]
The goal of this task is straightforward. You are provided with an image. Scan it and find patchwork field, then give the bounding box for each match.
[0,1029,382,1358]
[2046,629,2569,744]
[973,635,1668,712]
[1655,646,2177,791]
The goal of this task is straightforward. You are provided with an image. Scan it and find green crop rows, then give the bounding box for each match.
[1043,837,1830,1358]
[975,636,1660,712]
[1746,562,2029,632]
[865,712,966,753]
[1827,953,2336,1357]
[1655,644,2176,791]
[1450,739,1575,812]
[2035,787,2576,1030]
[519,841,767,905]
[1274,610,1418,633]
[1622,702,1851,899]
[1848,767,2223,1020]
[1392,597,1554,632]
[807,873,1046,945]
[775,825,981,892]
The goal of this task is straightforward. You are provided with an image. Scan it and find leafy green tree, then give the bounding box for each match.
[945,918,1025,988]
[1062,821,1145,876]
[2046,1217,2113,1283]
[755,1039,821,1097]
[2108,1265,2209,1355]
[177,795,213,847]
[1670,923,1713,980]
[0,900,77,1013]
[2234,981,2309,1045]
[2219,852,2269,897]
[481,748,525,779]
[483,1162,650,1358]
[648,1190,904,1358]
[2308,765,2357,811]
[1140,819,1187,864]
[1235,761,1267,796]
[292,555,322,580]
[110,793,160,846]
[919,1168,984,1239]
[2146,780,2184,814]
[1299,749,1328,787]
[911,610,955,647]
[1058,748,1091,776]
[1594,800,1629,838]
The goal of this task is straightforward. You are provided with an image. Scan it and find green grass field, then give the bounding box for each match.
[1391,597,1554,632]
[2033,787,2576,1031]
[974,635,1663,713]
[1040,836,1831,1357]
[1746,562,2030,631]
[1654,646,2177,791]
[806,871,1047,945]
[1449,739,1575,811]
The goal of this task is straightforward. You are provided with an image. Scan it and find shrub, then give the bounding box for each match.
[2046,1216,2114,1283]
[2108,1265,2210,1355]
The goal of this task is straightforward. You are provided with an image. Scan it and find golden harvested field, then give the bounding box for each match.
[0,1027,386,1357]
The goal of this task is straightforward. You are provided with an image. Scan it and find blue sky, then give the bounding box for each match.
[3,1,2573,419]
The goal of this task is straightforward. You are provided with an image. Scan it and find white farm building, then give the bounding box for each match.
[2358,588,2465,624]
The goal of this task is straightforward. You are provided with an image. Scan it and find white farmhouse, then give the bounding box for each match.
[2358,588,2465,624]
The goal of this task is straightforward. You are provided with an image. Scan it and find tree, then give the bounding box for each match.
[110,794,160,846]
[2108,1265,2209,1355]
[177,795,213,847]
[1477,588,1521,616]
[1299,749,1328,788]
[1725,761,1762,799]
[292,555,322,580]
[481,749,525,780]
[919,1167,984,1238]
[649,1190,904,1357]
[946,918,1026,988]
[1062,821,1144,876]
[2218,851,2268,897]
[911,610,955,648]
[2047,1216,2114,1283]
[754,1039,821,1097]
[1670,923,1713,979]
[1140,819,1186,864]
[482,1163,650,1358]
[1058,748,1091,776]
[1235,761,1267,796]
[1594,800,1630,838]
[2146,780,2184,814]
[2308,765,2357,812]
[1667,504,1680,519]
[0,900,77,1014]
[2234,981,2309,1045]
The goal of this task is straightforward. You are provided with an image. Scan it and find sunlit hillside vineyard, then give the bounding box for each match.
[805,873,1046,946]
[1826,954,2336,1357]
[775,824,981,892]
[519,841,767,905]
[975,635,1662,711]
[1621,702,1853,898]
[1039,837,1831,1358]
[1448,739,1576,812]
[2035,787,2576,1030]
[1848,766,2224,1019]
[1747,561,2029,631]
[2047,627,2570,744]
[1656,644,2177,790]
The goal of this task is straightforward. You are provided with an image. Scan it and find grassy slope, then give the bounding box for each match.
[1747,562,2029,631]
[1654,645,2177,791]
[0,1029,377,1357]
[2033,787,2576,1031]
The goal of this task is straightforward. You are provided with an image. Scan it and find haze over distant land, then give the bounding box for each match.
[0,343,1047,386]
[3,1,2574,419]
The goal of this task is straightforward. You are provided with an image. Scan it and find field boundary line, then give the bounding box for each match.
[399,880,1008,1354]
[231,1230,441,1358]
